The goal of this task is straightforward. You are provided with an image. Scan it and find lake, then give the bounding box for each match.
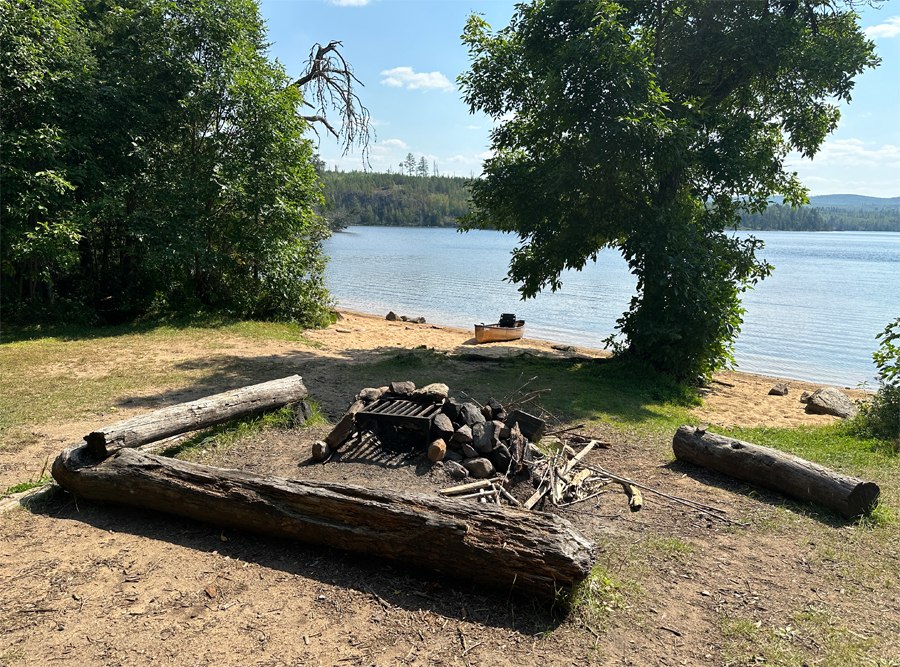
[323,227,899,387]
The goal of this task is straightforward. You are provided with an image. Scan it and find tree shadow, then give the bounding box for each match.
[21,487,567,633]
[662,458,853,528]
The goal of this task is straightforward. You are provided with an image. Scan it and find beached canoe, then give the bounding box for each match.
[474,320,525,344]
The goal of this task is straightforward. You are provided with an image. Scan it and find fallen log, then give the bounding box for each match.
[52,445,595,600]
[85,376,309,459]
[672,425,880,519]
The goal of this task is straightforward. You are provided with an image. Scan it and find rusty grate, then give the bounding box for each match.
[354,398,443,448]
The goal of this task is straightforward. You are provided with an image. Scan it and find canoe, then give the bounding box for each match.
[474,320,525,344]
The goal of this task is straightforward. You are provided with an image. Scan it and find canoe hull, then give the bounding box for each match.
[474,321,525,344]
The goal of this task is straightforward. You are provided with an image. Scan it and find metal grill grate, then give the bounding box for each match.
[354,398,443,448]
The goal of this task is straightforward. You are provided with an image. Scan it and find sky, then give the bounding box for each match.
[259,0,900,198]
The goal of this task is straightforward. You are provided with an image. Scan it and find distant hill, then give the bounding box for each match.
[768,194,900,209]
[808,194,900,209]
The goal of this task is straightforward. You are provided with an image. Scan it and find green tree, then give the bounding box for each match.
[1,0,364,327]
[417,156,429,178]
[404,152,416,176]
[459,0,877,379]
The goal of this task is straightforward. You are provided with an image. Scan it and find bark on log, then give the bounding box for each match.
[84,376,308,459]
[673,425,880,519]
[52,445,595,599]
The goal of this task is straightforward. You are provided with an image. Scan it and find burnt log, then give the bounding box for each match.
[85,376,309,458]
[672,425,880,518]
[52,445,595,600]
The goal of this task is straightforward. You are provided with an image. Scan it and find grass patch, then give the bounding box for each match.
[1,458,51,498]
[720,605,887,667]
[162,404,325,462]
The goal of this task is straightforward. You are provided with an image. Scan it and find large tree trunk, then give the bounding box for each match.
[84,376,308,458]
[672,425,880,519]
[52,445,595,600]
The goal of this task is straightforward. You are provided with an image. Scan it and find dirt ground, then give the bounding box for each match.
[1,311,896,667]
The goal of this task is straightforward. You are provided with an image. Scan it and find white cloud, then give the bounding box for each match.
[466,125,481,130]
[787,138,900,169]
[380,138,407,149]
[327,0,373,6]
[864,15,900,39]
[379,67,454,91]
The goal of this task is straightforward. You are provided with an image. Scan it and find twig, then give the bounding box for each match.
[457,391,484,409]
[505,388,551,411]
[439,478,503,496]
[545,424,585,437]
[575,462,746,525]
[497,485,522,507]
[502,375,538,405]
[555,488,610,508]
[362,583,389,611]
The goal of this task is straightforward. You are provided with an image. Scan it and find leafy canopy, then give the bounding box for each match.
[459,0,877,379]
[1,0,339,327]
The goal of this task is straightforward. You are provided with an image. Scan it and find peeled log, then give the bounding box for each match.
[673,425,879,518]
[85,376,308,458]
[52,445,595,599]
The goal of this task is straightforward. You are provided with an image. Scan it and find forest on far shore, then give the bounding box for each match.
[319,170,899,232]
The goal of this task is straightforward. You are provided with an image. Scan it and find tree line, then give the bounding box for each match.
[739,204,900,232]
[318,170,471,229]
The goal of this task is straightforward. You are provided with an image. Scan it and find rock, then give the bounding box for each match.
[460,442,479,459]
[463,457,495,479]
[800,391,811,404]
[489,444,512,475]
[486,398,504,421]
[386,311,398,321]
[459,403,486,428]
[358,387,385,402]
[769,383,789,396]
[389,380,415,396]
[552,344,576,352]
[412,316,426,324]
[311,441,331,462]
[445,460,469,479]
[443,398,464,423]
[413,383,449,403]
[400,315,409,321]
[472,422,496,454]
[432,413,455,440]
[428,439,447,463]
[806,387,858,419]
[452,424,473,443]
[494,420,510,440]
[481,405,493,421]
[444,448,463,463]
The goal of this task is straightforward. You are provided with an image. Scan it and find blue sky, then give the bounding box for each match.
[260,0,900,197]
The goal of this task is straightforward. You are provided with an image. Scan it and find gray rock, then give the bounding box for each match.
[800,391,811,404]
[806,387,858,419]
[445,460,469,479]
[452,424,473,443]
[358,387,385,402]
[411,316,426,324]
[489,444,512,475]
[389,380,415,396]
[494,420,510,439]
[386,311,398,321]
[769,383,789,396]
[462,457,495,479]
[459,403,486,428]
[443,448,463,463]
[460,442,479,459]
[472,422,495,454]
[432,413,455,440]
[413,383,449,403]
[443,398,464,423]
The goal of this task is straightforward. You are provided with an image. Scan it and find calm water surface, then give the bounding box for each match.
[323,227,899,387]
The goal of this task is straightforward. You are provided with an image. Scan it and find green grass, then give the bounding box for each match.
[1,458,51,498]
[162,403,326,461]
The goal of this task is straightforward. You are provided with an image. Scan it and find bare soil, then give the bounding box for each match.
[2,311,896,667]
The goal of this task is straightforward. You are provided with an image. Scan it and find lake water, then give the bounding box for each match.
[323,227,899,387]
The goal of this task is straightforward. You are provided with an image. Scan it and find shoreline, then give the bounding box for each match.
[315,309,869,430]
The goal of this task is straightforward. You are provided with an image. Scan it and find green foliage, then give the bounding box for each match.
[848,318,900,448]
[318,170,471,229]
[458,0,878,380]
[1,0,333,327]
